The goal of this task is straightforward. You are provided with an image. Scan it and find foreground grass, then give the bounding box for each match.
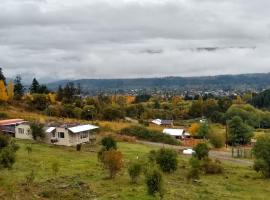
[0,139,270,200]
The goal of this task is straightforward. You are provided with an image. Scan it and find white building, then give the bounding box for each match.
[163,128,190,139]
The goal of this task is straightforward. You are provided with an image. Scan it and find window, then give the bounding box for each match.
[18,128,24,134]
[58,132,65,138]
[52,133,56,138]
[80,132,88,139]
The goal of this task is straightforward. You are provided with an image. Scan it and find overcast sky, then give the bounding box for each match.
[1,0,270,82]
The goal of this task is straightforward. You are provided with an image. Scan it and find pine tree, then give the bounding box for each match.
[14,75,24,100]
[30,78,40,94]
[0,68,6,85]
[0,80,8,102]
[7,80,14,102]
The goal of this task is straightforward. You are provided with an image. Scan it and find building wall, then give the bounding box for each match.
[15,124,33,140]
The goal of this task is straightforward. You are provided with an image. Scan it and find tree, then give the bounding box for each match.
[0,135,19,169]
[7,80,14,102]
[82,105,97,120]
[30,94,49,110]
[102,106,124,121]
[101,136,117,151]
[155,148,178,173]
[30,122,45,140]
[30,78,40,94]
[187,157,200,181]
[0,68,6,85]
[0,80,8,102]
[197,123,210,139]
[14,75,24,100]
[128,162,142,183]
[228,116,253,146]
[253,135,270,178]
[102,149,123,179]
[145,167,164,198]
[188,123,200,136]
[193,143,209,160]
[56,85,64,101]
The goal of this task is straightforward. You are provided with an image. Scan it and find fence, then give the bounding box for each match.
[231,147,253,159]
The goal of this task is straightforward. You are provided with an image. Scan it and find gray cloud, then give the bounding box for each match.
[1,0,270,82]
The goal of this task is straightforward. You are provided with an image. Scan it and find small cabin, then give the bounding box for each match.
[163,128,190,139]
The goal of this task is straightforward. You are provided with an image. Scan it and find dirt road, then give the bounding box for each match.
[137,140,253,166]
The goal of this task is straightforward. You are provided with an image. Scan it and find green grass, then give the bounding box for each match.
[1,139,270,200]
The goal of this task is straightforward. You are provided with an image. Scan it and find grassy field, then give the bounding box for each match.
[0,139,270,200]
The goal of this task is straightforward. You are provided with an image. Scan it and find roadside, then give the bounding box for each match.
[137,140,253,166]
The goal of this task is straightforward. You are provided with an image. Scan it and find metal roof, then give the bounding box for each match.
[0,119,26,126]
[163,128,185,136]
[46,127,56,133]
[68,124,99,133]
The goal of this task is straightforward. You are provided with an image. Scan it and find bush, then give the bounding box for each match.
[25,145,33,155]
[253,135,270,178]
[208,131,225,148]
[51,161,60,176]
[0,112,8,119]
[201,158,223,174]
[193,143,209,160]
[101,149,123,179]
[145,168,164,198]
[155,148,178,173]
[30,122,45,140]
[120,125,179,145]
[0,135,19,169]
[187,157,200,181]
[101,136,117,151]
[128,162,142,183]
[25,170,36,187]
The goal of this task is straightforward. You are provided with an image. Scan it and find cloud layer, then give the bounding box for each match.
[1,0,270,82]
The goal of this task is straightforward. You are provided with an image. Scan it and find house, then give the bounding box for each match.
[151,119,174,127]
[15,122,33,140]
[0,119,27,136]
[45,124,99,146]
[163,128,190,139]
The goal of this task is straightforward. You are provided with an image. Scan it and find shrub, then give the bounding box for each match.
[30,122,45,140]
[193,143,209,160]
[155,148,178,173]
[101,136,117,151]
[128,162,142,183]
[253,135,270,178]
[102,149,123,179]
[0,112,8,119]
[201,158,223,174]
[120,125,179,145]
[25,170,36,187]
[145,168,164,198]
[187,157,200,181]
[25,145,33,155]
[0,135,18,169]
[51,161,60,176]
[208,131,225,148]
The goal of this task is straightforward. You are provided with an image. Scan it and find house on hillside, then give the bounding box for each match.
[163,128,190,139]
[151,119,174,127]
[15,121,33,140]
[0,119,27,136]
[45,124,99,146]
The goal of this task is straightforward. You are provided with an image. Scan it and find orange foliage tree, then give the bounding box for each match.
[0,80,8,102]
[188,123,200,136]
[7,80,14,102]
[102,149,123,179]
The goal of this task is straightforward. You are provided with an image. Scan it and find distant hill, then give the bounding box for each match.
[46,73,270,93]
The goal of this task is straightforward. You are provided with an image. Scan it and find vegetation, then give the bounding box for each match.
[193,143,209,160]
[145,167,164,198]
[0,135,19,169]
[253,135,270,178]
[101,136,117,151]
[120,125,179,145]
[128,162,142,183]
[154,148,178,173]
[30,122,45,140]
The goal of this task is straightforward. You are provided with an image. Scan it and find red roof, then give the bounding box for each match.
[0,119,25,126]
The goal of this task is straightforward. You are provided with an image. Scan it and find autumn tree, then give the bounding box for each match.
[7,80,14,102]
[0,80,8,102]
[188,123,200,136]
[102,149,123,179]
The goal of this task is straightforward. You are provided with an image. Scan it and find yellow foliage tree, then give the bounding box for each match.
[48,93,56,104]
[0,80,8,102]
[188,123,200,136]
[7,80,14,102]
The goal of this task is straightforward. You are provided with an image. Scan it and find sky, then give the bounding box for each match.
[1,0,270,82]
